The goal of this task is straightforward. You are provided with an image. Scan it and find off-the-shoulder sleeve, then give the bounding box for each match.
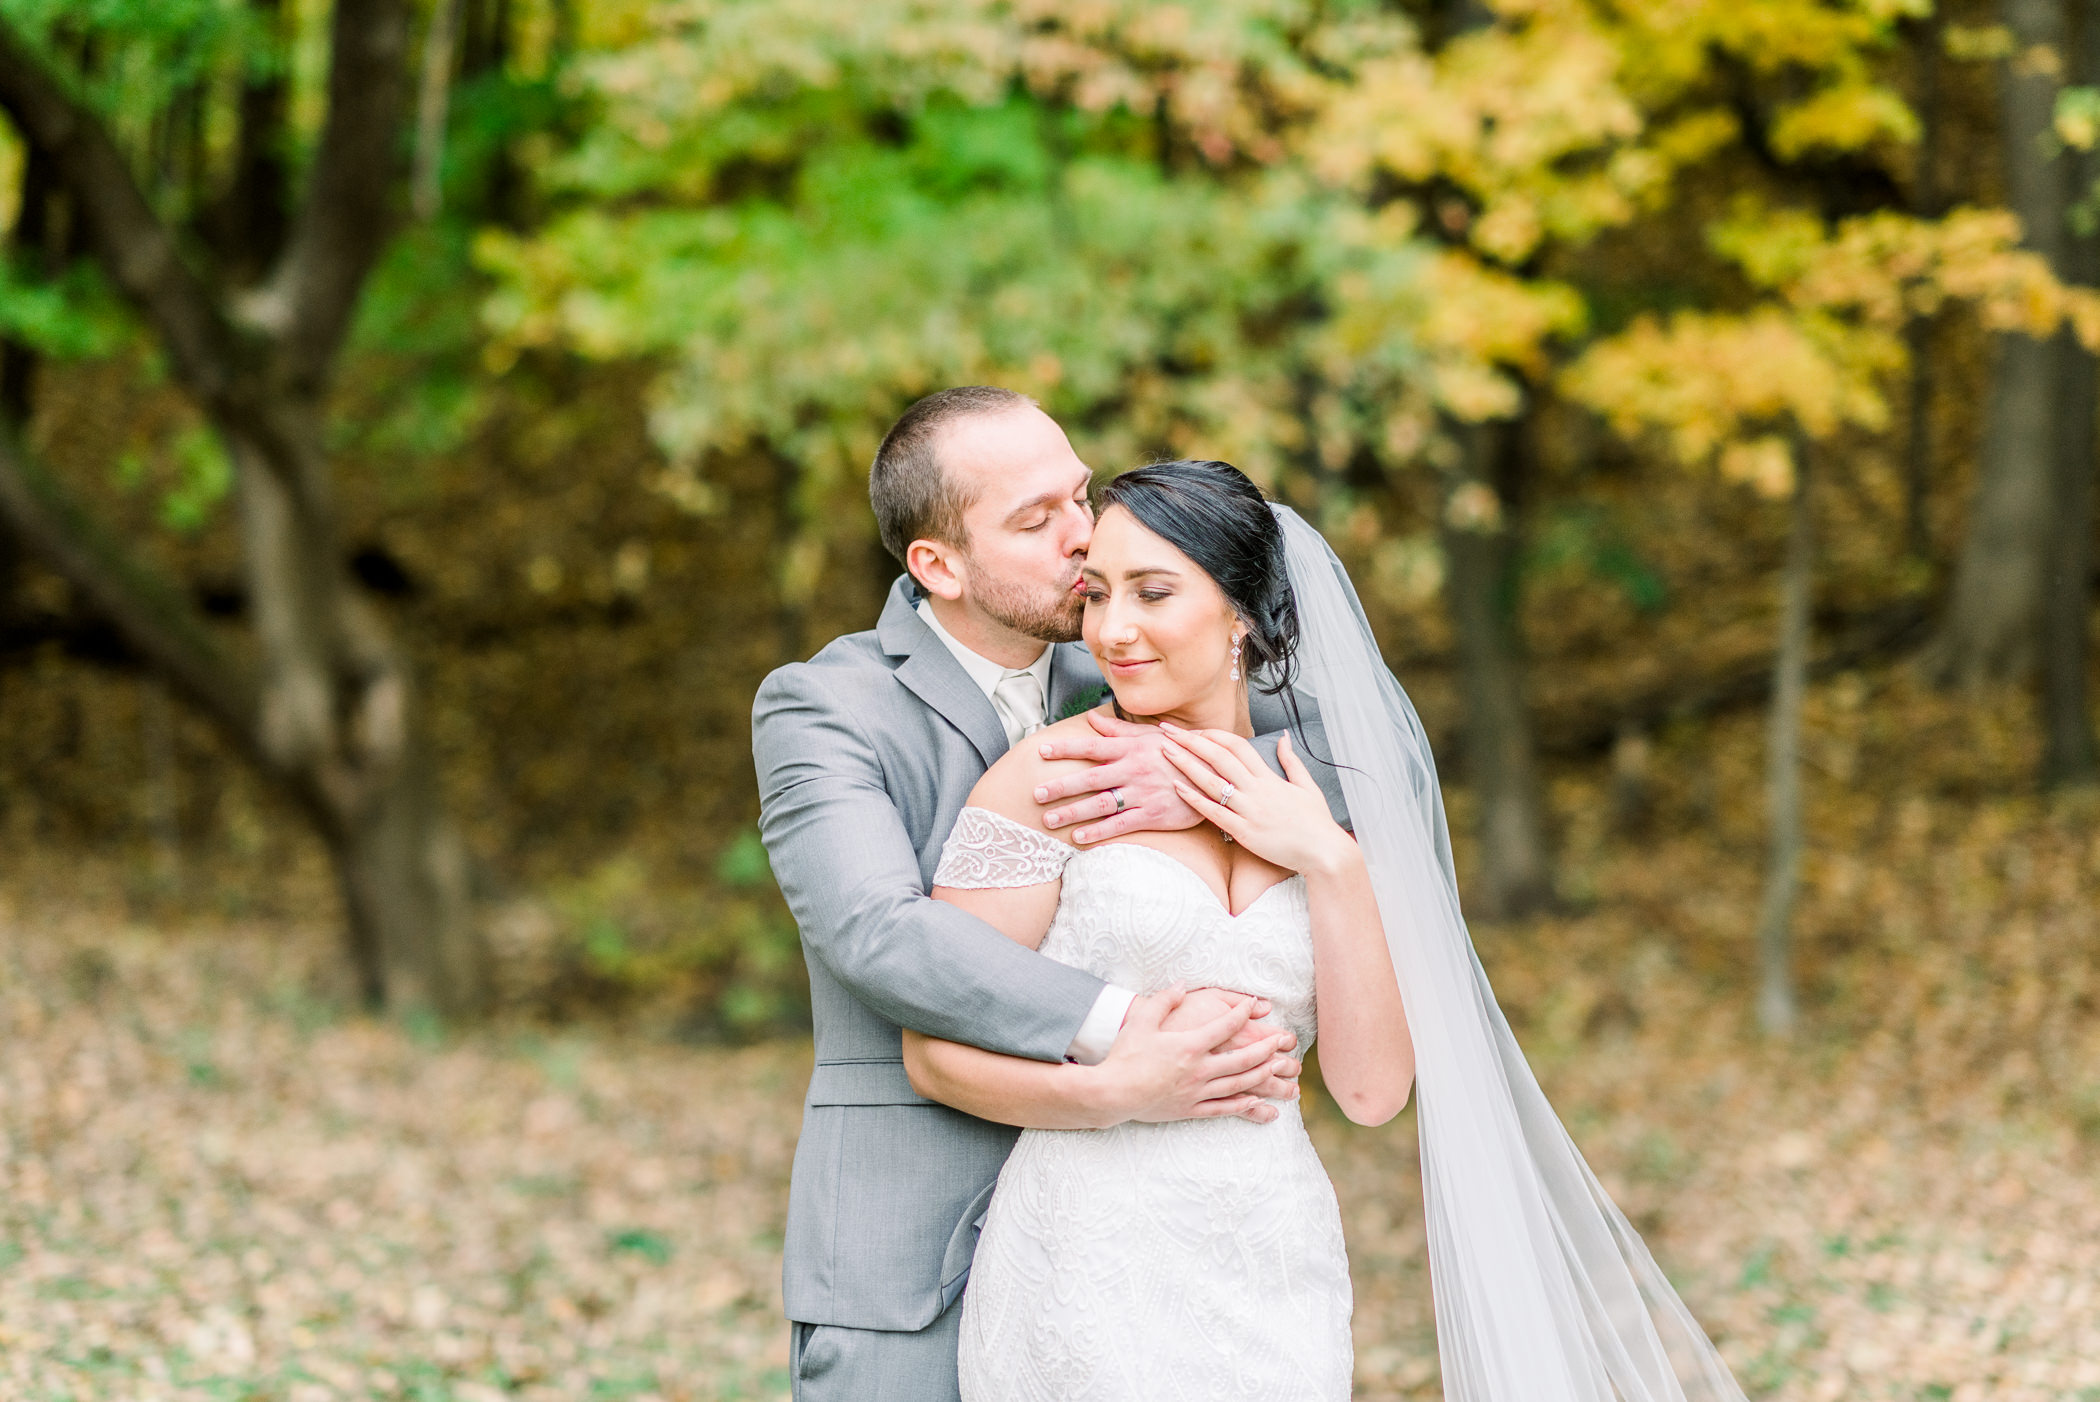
[933,807,1075,889]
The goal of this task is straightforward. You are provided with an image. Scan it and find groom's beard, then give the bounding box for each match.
[971,563,1085,644]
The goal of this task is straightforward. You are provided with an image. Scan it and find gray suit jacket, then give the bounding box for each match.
[753,576,1344,1332]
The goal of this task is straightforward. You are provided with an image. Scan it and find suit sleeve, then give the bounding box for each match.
[1248,696,1352,832]
[754,666,1108,1063]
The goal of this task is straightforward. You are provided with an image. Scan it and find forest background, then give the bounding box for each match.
[2,0,2100,1398]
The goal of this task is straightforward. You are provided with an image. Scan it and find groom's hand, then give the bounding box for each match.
[1098,986,1301,1127]
[1164,987,1302,1107]
[1035,709,1202,843]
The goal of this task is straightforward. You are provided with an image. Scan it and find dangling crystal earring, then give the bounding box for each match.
[1230,635,1243,682]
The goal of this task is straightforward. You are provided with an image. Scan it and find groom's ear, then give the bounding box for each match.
[906,538,967,602]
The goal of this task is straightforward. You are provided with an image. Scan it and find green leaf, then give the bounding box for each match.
[715,828,775,890]
[159,426,232,534]
[583,917,632,975]
[1055,684,1111,722]
[2057,85,2100,151]
[0,258,132,360]
[606,1228,673,1265]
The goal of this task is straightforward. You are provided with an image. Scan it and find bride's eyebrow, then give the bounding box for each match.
[1078,564,1181,582]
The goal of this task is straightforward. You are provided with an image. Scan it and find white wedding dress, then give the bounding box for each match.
[934,806,1354,1402]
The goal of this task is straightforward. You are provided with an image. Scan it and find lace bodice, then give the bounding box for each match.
[937,806,1351,1400]
[934,806,1317,1045]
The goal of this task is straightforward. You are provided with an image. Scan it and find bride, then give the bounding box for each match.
[903,460,1749,1402]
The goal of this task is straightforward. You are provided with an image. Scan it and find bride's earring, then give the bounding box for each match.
[1230,635,1243,683]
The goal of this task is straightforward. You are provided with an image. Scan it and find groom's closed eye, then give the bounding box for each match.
[1003,493,1066,529]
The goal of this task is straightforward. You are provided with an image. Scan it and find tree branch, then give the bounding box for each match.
[0,19,301,462]
[0,428,261,752]
[412,0,464,221]
[0,23,228,388]
[273,0,412,390]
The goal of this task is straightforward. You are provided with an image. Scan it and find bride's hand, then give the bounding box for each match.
[1160,726,1356,878]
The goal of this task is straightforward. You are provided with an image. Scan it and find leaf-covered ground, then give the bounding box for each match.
[5,675,2100,1401]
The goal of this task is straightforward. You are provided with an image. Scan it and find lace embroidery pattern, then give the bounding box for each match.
[933,806,1074,889]
[956,843,1351,1401]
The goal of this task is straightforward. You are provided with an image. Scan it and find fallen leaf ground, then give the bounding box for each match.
[5,674,2099,1401]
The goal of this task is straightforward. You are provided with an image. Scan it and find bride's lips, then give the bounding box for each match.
[1105,658,1156,676]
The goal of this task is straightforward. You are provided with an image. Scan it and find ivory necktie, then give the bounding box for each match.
[992,668,1047,746]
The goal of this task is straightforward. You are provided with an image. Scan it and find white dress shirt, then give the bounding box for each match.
[917,599,1136,1064]
[915,600,1054,745]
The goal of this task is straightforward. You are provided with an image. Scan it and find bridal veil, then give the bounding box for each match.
[1275,505,1747,1402]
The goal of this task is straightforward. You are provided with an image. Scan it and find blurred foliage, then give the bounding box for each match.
[0,258,129,360]
[0,0,2094,1029]
[476,0,1426,609]
[527,831,803,1038]
[0,0,278,138]
[1567,205,2093,492]
[474,0,2096,506]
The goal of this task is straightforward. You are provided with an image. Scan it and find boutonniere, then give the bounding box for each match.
[1055,684,1112,722]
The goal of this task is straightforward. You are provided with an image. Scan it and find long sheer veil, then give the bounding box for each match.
[1276,505,1747,1402]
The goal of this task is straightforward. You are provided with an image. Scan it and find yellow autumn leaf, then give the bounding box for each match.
[1432,360,1525,422]
[1943,23,2015,61]
[1769,81,1920,160]
[1719,435,1797,499]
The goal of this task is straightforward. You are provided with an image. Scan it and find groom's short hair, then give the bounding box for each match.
[870,386,1038,564]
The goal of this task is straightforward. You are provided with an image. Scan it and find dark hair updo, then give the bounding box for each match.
[1096,459,1299,698]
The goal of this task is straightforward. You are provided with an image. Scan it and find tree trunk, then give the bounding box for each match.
[411,0,463,221]
[219,0,487,1009]
[219,0,291,285]
[143,675,180,892]
[1903,6,1944,564]
[1440,416,1554,919]
[0,144,46,632]
[0,510,17,642]
[549,0,576,63]
[0,417,486,1013]
[326,724,479,1012]
[1755,441,1815,1036]
[0,0,489,1015]
[2042,332,2098,785]
[1,141,51,430]
[231,421,487,1012]
[2043,0,2100,787]
[1937,0,2070,684]
[457,0,520,226]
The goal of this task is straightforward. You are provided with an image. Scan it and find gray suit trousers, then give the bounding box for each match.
[791,1297,965,1402]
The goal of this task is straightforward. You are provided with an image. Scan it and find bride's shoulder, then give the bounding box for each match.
[963,714,1098,844]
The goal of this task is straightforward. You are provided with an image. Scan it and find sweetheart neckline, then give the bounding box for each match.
[1072,840,1302,921]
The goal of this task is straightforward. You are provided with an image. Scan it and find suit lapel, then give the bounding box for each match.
[877,578,1010,769]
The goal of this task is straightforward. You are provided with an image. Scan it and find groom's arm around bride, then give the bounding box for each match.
[754,634,1297,1386]
[753,387,1311,1402]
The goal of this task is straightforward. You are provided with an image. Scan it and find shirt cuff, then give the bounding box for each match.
[1064,985,1137,1065]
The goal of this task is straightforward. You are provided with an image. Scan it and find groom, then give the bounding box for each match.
[752,386,1347,1401]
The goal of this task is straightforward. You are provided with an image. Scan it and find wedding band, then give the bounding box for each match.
[1218,782,1236,804]
[1110,788,1126,812]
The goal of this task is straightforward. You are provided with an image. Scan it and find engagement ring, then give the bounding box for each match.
[1218,782,1236,803]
